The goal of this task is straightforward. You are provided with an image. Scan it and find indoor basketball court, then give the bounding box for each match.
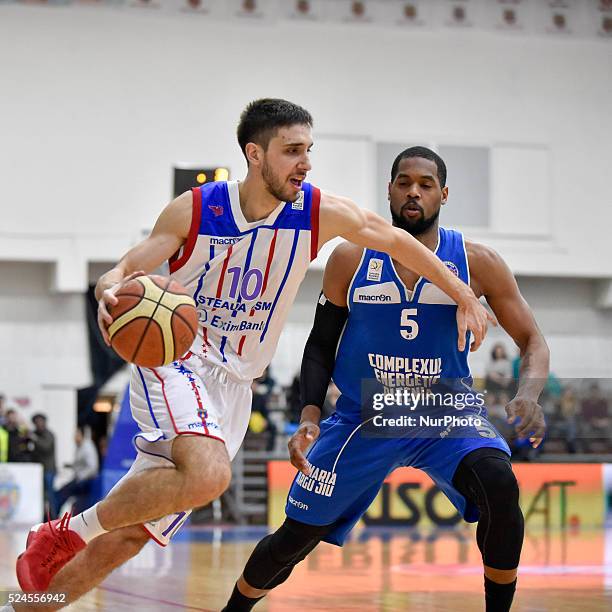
[2,525,612,610]
[2,1,612,611]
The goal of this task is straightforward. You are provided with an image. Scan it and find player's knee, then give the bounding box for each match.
[174,436,232,506]
[473,456,520,515]
[185,457,231,507]
[210,459,232,497]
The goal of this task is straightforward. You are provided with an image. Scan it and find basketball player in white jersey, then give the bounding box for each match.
[12,99,495,611]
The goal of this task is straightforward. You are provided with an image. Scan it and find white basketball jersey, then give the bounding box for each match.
[169,180,320,382]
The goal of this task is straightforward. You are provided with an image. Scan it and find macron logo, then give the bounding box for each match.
[355,293,392,302]
[210,237,240,245]
[288,495,308,511]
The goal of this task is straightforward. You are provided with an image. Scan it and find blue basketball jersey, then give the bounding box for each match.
[333,227,472,421]
[284,227,510,543]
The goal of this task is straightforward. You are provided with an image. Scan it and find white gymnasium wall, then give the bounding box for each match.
[0,5,611,283]
[0,263,81,468]
[0,263,90,392]
[1,5,611,406]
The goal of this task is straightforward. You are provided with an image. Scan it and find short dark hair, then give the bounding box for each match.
[391,146,447,187]
[32,413,47,423]
[491,343,507,360]
[237,98,313,159]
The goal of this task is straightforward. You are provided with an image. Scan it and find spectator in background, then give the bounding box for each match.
[30,413,57,518]
[581,382,610,450]
[0,395,7,461]
[487,391,512,443]
[540,371,563,416]
[5,409,32,462]
[286,380,341,422]
[558,386,579,453]
[286,373,302,424]
[251,368,278,452]
[485,343,513,395]
[0,421,7,463]
[254,367,276,400]
[0,394,6,427]
[98,434,109,464]
[56,427,99,516]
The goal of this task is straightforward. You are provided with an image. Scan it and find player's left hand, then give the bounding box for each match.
[456,294,498,352]
[506,397,546,448]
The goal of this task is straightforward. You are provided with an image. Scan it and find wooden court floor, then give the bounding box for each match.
[2,525,612,611]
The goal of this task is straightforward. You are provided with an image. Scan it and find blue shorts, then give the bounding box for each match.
[285,410,511,546]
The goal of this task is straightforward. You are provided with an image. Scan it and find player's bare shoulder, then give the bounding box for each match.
[327,240,364,273]
[465,239,514,298]
[320,190,356,211]
[465,239,503,266]
[323,240,364,307]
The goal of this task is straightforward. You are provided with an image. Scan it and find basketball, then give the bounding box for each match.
[107,275,198,368]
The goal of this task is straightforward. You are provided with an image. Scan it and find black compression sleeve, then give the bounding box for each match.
[300,294,349,410]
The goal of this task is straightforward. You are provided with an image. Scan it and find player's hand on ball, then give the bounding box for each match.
[97,270,146,346]
[506,397,546,448]
[289,421,320,476]
[456,294,497,352]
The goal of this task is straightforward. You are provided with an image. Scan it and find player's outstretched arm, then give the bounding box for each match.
[95,190,193,344]
[469,241,550,447]
[318,193,496,351]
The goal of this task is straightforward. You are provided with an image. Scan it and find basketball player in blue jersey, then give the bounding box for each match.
[12,104,494,611]
[222,147,549,612]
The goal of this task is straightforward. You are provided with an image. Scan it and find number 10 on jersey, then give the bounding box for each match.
[227,266,264,301]
[400,308,419,340]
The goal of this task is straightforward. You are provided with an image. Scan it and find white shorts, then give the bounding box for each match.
[110,353,252,546]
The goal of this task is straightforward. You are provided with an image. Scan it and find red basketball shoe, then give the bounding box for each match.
[16,513,86,592]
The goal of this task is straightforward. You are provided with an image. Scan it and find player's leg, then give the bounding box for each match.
[452,447,523,612]
[223,517,334,611]
[91,361,234,532]
[95,434,231,530]
[408,410,520,612]
[223,417,401,611]
[16,434,231,594]
[16,360,232,592]
[13,525,150,612]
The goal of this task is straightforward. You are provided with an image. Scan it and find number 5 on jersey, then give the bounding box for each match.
[400,308,419,340]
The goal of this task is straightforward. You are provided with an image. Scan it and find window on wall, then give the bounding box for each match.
[437,145,490,229]
[376,143,491,228]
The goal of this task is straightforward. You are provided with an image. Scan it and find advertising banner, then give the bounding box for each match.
[268,461,605,530]
[0,463,43,526]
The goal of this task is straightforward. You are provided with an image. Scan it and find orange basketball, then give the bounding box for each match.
[108,275,198,368]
